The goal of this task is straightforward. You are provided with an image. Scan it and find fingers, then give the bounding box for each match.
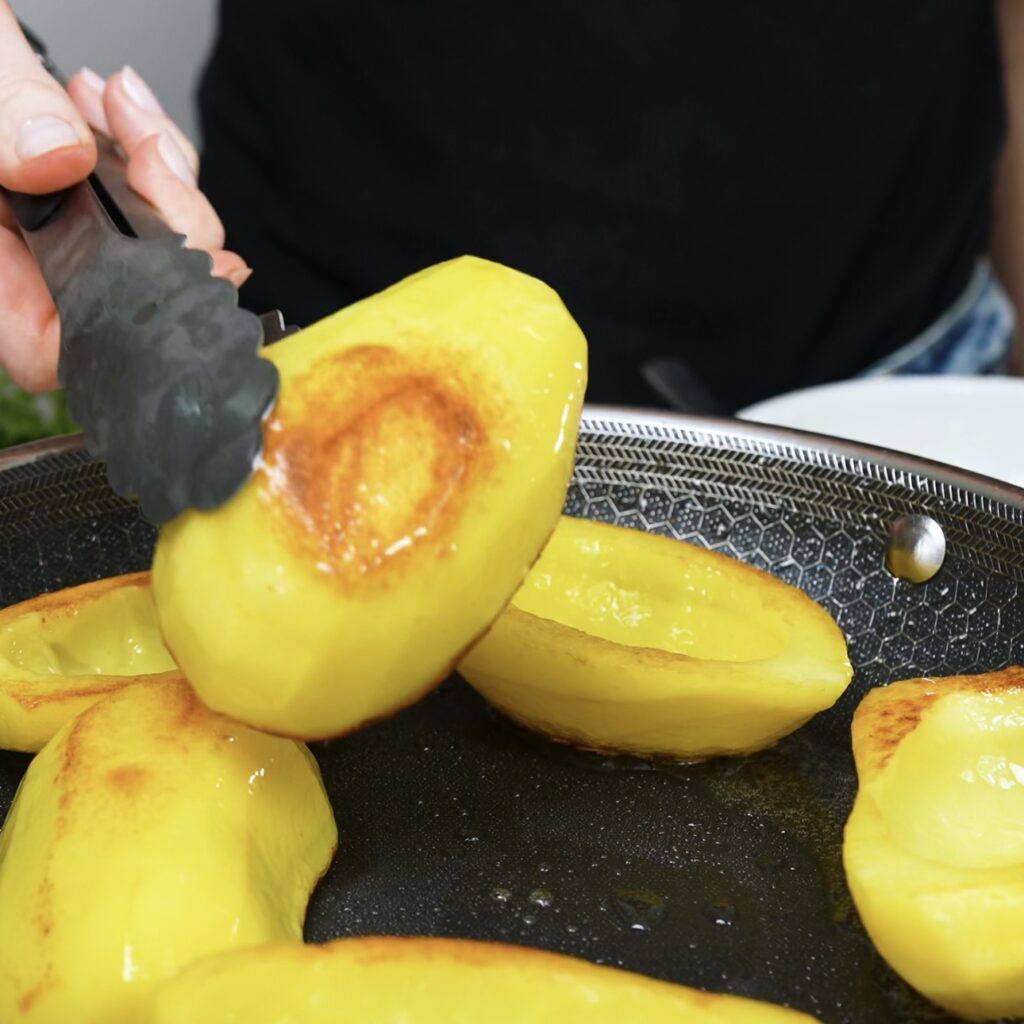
[67,68,109,136]
[0,222,59,391]
[121,131,252,280]
[103,67,198,177]
[210,250,254,289]
[124,134,225,251]
[0,55,250,395]
[0,1,95,193]
[94,66,241,260]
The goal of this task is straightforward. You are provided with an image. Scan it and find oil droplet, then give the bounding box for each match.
[491,887,512,903]
[528,889,553,907]
[566,923,579,934]
[702,900,737,926]
[538,861,551,874]
[611,888,666,932]
[522,913,536,926]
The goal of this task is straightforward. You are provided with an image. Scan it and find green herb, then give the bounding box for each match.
[0,372,77,448]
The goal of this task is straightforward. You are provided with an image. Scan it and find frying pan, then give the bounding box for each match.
[1,408,1023,1024]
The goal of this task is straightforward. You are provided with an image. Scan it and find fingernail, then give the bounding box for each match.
[157,132,196,185]
[78,66,106,94]
[226,266,253,288]
[16,116,81,160]
[121,65,163,114]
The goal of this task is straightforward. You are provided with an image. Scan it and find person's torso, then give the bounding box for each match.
[199,0,1004,408]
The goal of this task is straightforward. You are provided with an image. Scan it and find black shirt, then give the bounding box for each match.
[198,1,1004,410]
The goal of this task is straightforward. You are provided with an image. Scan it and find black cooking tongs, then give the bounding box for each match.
[2,26,284,524]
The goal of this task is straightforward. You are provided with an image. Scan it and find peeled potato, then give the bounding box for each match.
[145,936,820,1023]
[153,256,587,740]
[844,667,1024,1020]
[0,572,176,752]
[0,676,337,1024]
[459,516,852,758]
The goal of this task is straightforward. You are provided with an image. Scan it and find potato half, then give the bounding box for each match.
[459,516,852,758]
[0,676,337,1024]
[146,936,820,1023]
[153,257,587,740]
[0,572,177,752]
[844,667,1024,1020]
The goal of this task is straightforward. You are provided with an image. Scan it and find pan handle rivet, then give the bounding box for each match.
[885,514,946,584]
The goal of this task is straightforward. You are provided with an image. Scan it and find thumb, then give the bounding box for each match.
[0,4,95,194]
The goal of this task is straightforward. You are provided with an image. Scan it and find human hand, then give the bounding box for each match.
[0,2,249,393]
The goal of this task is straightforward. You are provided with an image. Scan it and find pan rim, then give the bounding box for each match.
[5,405,1023,514]
[579,406,1024,511]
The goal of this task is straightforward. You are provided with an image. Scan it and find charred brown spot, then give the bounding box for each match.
[12,670,182,711]
[106,763,150,797]
[10,678,132,711]
[18,981,46,1013]
[855,666,1024,774]
[55,706,98,816]
[169,678,212,728]
[14,959,55,1014]
[260,345,486,588]
[35,877,53,939]
[0,571,150,628]
[859,691,939,774]
[55,678,183,779]
[960,664,1024,695]
[57,707,91,781]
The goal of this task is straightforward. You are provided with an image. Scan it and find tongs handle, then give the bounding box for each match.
[5,187,63,233]
[0,24,281,524]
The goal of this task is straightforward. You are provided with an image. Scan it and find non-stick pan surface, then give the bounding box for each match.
[2,409,1024,1024]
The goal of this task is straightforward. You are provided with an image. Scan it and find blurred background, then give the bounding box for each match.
[19,0,212,142]
[2,0,215,446]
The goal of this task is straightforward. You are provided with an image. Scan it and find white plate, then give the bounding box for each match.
[738,376,1024,487]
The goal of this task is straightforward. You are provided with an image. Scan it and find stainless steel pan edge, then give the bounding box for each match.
[6,406,1023,509]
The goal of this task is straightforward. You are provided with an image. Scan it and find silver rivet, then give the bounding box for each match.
[885,514,946,584]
